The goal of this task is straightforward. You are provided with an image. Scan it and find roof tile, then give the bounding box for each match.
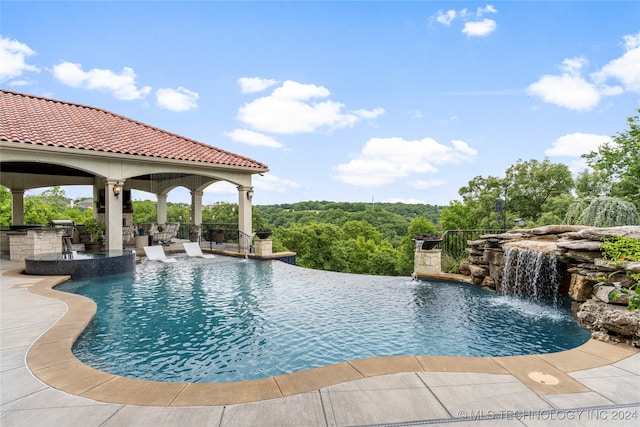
[0,90,268,170]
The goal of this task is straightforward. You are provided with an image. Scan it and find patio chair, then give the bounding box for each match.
[152,222,180,245]
[122,225,135,246]
[143,245,177,263]
[183,242,216,259]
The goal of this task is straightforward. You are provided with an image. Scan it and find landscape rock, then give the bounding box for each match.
[576,299,640,347]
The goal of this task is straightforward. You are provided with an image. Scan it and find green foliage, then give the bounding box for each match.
[84,217,106,243]
[599,236,640,311]
[257,201,441,247]
[564,199,591,225]
[440,200,475,230]
[505,158,574,222]
[596,271,640,312]
[574,169,612,198]
[441,251,467,274]
[132,200,157,223]
[0,186,13,225]
[272,219,410,275]
[584,110,640,210]
[567,197,640,227]
[601,235,640,263]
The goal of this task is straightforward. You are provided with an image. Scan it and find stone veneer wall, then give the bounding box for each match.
[8,228,64,261]
[460,225,640,347]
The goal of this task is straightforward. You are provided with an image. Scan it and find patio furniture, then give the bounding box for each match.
[122,225,135,246]
[143,245,177,263]
[183,242,216,259]
[152,222,180,246]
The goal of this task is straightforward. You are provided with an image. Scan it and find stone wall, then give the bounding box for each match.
[460,225,640,347]
[8,228,64,261]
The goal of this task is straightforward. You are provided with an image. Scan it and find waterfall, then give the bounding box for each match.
[500,247,560,306]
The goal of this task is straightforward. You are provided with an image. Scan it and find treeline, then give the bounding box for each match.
[257,201,442,247]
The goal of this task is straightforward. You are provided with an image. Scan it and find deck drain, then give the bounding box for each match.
[528,371,559,385]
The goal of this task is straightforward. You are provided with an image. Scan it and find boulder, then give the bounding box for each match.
[459,261,471,276]
[593,285,629,305]
[530,225,590,235]
[468,264,489,278]
[556,240,602,251]
[580,226,640,241]
[481,276,496,289]
[568,274,594,302]
[576,299,640,347]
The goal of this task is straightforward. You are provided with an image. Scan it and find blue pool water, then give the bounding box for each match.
[56,255,591,383]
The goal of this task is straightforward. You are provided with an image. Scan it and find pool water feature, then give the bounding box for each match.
[56,255,591,383]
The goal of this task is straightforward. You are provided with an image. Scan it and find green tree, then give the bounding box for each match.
[132,200,157,223]
[458,175,506,229]
[566,197,640,227]
[574,169,612,198]
[440,200,475,230]
[584,110,640,210]
[0,186,11,225]
[505,159,574,222]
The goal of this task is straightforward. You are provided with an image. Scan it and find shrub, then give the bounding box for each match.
[565,197,639,227]
[599,235,640,311]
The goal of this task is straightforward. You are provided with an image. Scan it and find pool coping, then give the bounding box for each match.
[5,266,639,407]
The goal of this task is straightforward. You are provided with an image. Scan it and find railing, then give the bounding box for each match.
[238,230,254,254]
[177,223,239,243]
[439,229,505,260]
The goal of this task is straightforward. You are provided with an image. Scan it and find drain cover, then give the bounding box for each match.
[528,371,560,385]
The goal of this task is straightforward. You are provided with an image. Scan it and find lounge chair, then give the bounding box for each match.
[143,245,177,263]
[183,242,216,259]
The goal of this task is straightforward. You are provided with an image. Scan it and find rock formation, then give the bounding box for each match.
[460,225,640,347]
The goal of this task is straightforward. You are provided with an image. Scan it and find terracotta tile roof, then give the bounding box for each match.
[0,89,268,170]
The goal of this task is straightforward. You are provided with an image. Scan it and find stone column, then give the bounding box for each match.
[191,190,203,226]
[105,180,123,251]
[254,239,272,257]
[157,194,168,225]
[11,189,24,225]
[237,185,253,236]
[414,249,442,277]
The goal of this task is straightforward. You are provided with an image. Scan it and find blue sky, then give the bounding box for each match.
[2,1,639,207]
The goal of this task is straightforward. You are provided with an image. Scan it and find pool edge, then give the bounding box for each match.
[8,267,639,407]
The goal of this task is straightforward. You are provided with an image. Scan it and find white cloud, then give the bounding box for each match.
[237,80,384,134]
[528,32,640,110]
[238,77,279,94]
[411,179,448,190]
[224,129,283,149]
[462,19,497,37]
[591,32,640,93]
[333,137,477,187]
[253,173,300,193]
[526,72,601,111]
[156,87,199,111]
[432,5,497,37]
[436,9,456,26]
[0,36,39,82]
[52,62,151,100]
[477,5,497,16]
[545,133,612,157]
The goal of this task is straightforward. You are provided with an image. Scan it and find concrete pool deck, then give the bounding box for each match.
[1,257,639,426]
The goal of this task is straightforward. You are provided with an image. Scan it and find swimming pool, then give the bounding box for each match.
[56,255,591,383]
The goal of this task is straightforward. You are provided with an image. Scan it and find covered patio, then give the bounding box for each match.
[0,89,269,255]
